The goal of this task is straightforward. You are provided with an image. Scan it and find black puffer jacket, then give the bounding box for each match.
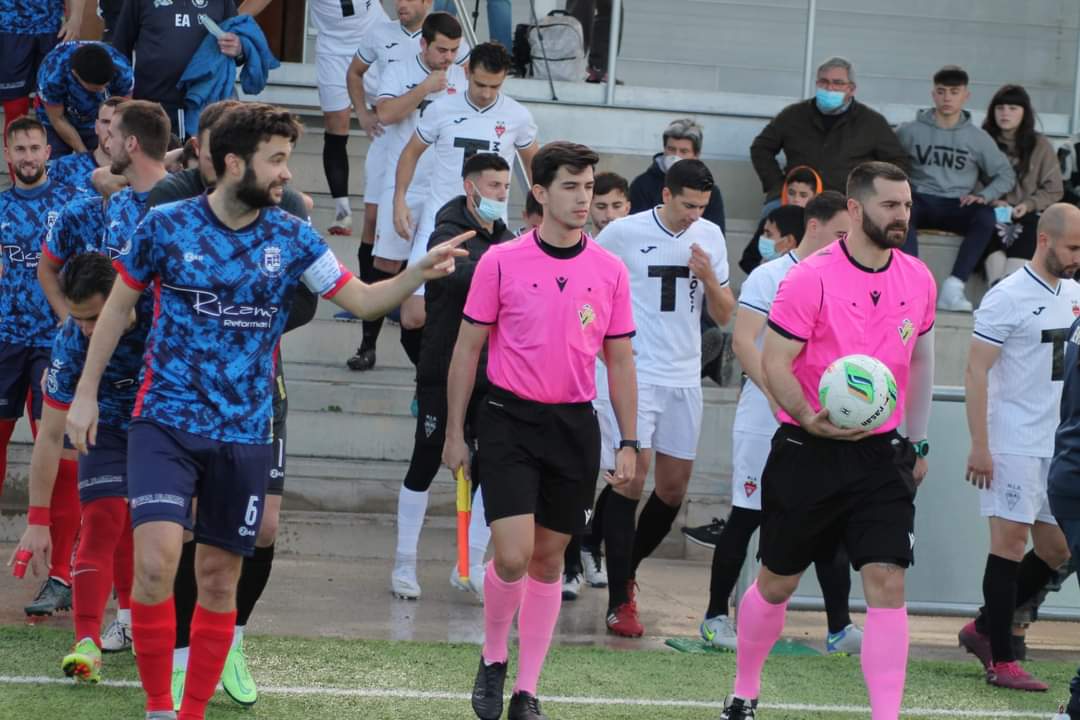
[418,195,514,387]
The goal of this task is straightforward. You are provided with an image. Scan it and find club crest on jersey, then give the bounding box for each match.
[260,246,283,277]
[743,478,757,498]
[898,318,914,345]
[578,303,595,329]
[494,121,506,138]
[1073,301,1080,318]
[447,85,457,94]
[46,210,60,228]
[192,0,208,8]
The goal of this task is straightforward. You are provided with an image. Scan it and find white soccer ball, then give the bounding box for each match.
[817,354,897,431]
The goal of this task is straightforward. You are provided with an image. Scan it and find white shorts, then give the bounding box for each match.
[316,52,353,112]
[979,454,1056,525]
[408,203,440,297]
[363,138,390,205]
[731,430,772,511]
[593,395,619,470]
[638,383,703,461]
[373,185,424,262]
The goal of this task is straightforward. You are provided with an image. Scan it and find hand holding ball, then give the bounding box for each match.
[818,354,897,431]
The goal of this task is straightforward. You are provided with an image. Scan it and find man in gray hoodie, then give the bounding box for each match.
[898,65,1015,312]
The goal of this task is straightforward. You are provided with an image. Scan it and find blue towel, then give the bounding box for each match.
[177,15,281,138]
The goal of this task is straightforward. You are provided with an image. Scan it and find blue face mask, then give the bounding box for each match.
[473,192,507,223]
[758,236,780,261]
[815,88,846,113]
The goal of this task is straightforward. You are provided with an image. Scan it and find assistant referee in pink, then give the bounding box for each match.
[443,141,639,720]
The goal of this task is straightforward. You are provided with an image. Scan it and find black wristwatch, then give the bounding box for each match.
[618,439,641,453]
[912,439,930,458]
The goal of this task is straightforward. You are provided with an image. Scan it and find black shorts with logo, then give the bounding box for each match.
[478,385,600,535]
[268,354,288,496]
[414,383,484,449]
[759,424,918,576]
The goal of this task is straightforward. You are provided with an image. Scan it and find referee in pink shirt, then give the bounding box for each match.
[721,162,936,720]
[444,141,639,720]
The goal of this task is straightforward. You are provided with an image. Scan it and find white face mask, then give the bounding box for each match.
[659,154,682,173]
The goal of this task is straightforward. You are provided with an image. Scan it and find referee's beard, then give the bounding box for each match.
[862,212,907,250]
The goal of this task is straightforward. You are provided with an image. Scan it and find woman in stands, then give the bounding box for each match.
[981,84,1064,285]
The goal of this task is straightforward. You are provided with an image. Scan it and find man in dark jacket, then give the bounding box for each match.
[629,117,725,234]
[750,56,909,204]
[390,152,513,602]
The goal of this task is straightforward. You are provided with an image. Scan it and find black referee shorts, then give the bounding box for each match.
[759,424,918,576]
[478,385,600,535]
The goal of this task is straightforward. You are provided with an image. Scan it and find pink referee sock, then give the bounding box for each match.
[482,562,525,664]
[861,606,909,720]
[733,581,788,700]
[513,575,562,696]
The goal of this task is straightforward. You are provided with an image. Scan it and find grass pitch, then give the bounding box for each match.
[0,625,1074,719]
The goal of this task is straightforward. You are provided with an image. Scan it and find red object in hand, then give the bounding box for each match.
[12,548,31,578]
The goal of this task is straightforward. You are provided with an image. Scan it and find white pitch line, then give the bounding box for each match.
[0,676,1053,718]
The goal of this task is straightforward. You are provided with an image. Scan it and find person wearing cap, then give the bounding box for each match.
[750,56,908,211]
[629,117,726,233]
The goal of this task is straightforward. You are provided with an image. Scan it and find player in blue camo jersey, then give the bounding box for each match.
[48,97,125,195]
[64,103,470,720]
[41,194,107,316]
[0,0,84,156]
[39,101,170,328]
[36,41,134,157]
[10,252,150,685]
[0,115,83,617]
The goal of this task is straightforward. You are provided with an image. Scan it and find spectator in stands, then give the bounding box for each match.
[112,0,244,140]
[739,165,822,274]
[629,118,725,233]
[567,0,623,83]
[980,84,1064,286]
[898,65,1016,312]
[36,41,134,156]
[750,56,908,211]
[756,205,806,264]
[434,0,511,50]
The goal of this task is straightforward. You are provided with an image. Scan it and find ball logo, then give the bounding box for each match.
[843,363,875,404]
[261,246,283,277]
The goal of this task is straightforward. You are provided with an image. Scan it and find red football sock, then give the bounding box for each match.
[48,459,80,584]
[72,498,127,646]
[132,596,176,712]
[113,515,134,611]
[3,98,30,183]
[180,604,237,720]
[0,419,14,498]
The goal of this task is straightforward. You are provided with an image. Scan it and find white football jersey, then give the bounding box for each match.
[309,0,388,55]
[413,90,538,218]
[355,20,470,102]
[973,265,1080,457]
[731,251,799,435]
[596,208,729,387]
[376,55,467,196]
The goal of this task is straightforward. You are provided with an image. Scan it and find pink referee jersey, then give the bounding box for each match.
[463,230,636,404]
[767,239,937,434]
